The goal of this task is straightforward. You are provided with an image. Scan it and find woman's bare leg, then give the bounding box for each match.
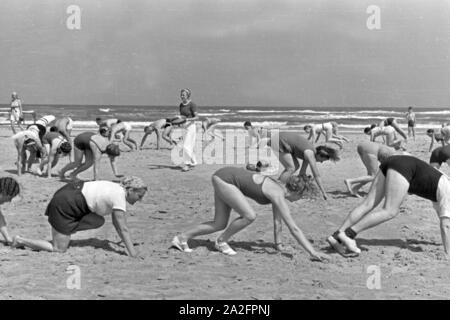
[13,227,71,252]
[179,181,231,241]
[350,169,409,234]
[70,150,93,178]
[277,152,300,183]
[59,147,83,178]
[212,177,257,243]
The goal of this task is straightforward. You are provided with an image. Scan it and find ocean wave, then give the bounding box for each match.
[198,112,236,117]
[416,110,450,115]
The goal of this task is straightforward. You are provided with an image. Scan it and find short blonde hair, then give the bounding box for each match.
[120,176,147,191]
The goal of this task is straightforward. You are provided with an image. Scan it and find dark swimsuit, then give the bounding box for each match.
[430,145,450,165]
[384,118,394,126]
[269,132,315,160]
[379,155,442,202]
[74,132,95,150]
[214,167,271,204]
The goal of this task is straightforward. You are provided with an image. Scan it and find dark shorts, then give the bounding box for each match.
[74,132,95,150]
[45,181,105,235]
[384,118,394,126]
[408,120,415,127]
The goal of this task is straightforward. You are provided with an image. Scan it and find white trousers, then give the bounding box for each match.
[183,122,197,165]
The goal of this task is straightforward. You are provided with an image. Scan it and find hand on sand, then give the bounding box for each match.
[310,251,330,262]
[322,193,328,200]
[131,251,145,260]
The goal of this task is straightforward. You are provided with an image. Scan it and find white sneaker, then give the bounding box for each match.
[171,236,192,253]
[327,235,348,256]
[337,232,361,255]
[215,240,237,256]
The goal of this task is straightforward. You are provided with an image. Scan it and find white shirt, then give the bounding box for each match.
[36,115,56,127]
[81,181,127,216]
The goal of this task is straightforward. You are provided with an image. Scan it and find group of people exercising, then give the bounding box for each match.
[4,90,450,264]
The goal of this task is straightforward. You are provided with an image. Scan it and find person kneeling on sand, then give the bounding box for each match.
[12,176,147,258]
[171,167,329,261]
[328,155,450,259]
[0,177,21,245]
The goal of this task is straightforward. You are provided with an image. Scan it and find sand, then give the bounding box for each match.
[0,125,449,300]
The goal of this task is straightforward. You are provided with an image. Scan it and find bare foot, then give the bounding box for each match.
[344,179,361,198]
[11,235,24,249]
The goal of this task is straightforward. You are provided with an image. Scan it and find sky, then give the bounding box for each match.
[1,0,450,107]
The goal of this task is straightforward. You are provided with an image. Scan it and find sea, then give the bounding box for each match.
[0,104,448,133]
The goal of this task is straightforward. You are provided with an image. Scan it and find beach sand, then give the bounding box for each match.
[0,126,449,300]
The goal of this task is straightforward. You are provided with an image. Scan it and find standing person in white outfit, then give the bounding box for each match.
[10,92,24,134]
[179,88,199,172]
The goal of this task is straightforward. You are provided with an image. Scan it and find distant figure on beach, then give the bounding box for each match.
[140,118,181,150]
[12,177,147,258]
[304,122,349,147]
[59,131,121,181]
[426,128,445,152]
[344,141,405,198]
[38,131,72,178]
[171,167,329,261]
[179,88,199,172]
[0,177,21,246]
[202,117,223,147]
[405,106,416,141]
[268,131,340,200]
[378,117,408,140]
[429,145,450,169]
[364,125,404,150]
[109,121,138,151]
[9,92,24,134]
[12,127,47,176]
[328,155,450,259]
[243,121,261,149]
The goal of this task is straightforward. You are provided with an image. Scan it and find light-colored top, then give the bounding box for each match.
[81,181,127,216]
[372,126,394,137]
[36,115,56,127]
[11,99,21,108]
[102,119,119,128]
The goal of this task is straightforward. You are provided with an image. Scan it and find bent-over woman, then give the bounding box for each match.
[328,155,450,259]
[172,167,328,261]
[268,131,340,200]
[59,131,121,180]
